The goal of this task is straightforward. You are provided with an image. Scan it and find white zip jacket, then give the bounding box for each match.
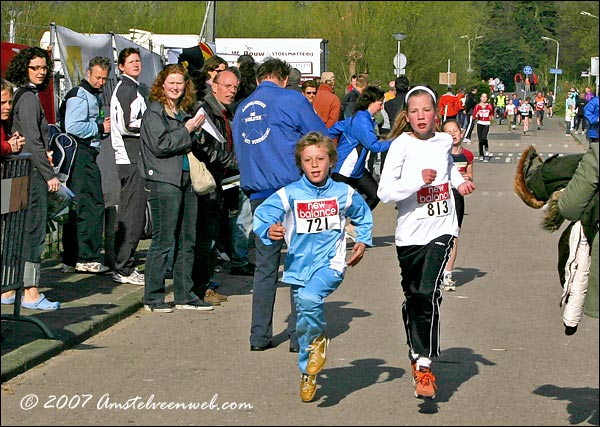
[377,132,465,246]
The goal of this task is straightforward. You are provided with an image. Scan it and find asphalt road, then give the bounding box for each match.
[1,117,598,426]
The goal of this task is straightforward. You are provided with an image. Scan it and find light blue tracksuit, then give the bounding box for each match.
[254,175,373,373]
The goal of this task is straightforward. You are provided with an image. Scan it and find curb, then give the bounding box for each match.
[1,290,143,383]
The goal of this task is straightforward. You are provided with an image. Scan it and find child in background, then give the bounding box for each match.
[253,132,373,403]
[473,92,494,162]
[505,99,516,132]
[378,85,476,399]
[519,97,533,135]
[0,78,26,157]
[565,104,575,136]
[441,119,474,291]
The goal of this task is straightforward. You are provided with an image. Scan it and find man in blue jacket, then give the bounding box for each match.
[61,56,112,274]
[584,95,598,143]
[232,58,328,352]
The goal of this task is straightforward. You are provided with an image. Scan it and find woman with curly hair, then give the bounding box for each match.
[1,47,60,310]
[138,64,209,313]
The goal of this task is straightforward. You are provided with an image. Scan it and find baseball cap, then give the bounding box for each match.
[321,71,335,82]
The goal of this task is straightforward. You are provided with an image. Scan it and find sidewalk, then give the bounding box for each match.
[1,243,253,383]
[1,258,145,382]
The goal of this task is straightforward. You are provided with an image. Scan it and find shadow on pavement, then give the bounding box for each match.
[317,358,405,407]
[534,384,599,425]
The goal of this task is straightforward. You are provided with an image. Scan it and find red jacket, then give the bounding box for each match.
[438,93,461,118]
[313,84,341,128]
[1,125,12,157]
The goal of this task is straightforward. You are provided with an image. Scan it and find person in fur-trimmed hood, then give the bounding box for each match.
[514,145,598,334]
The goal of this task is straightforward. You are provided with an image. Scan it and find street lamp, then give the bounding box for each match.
[8,9,23,43]
[392,33,407,77]
[461,35,483,77]
[541,36,560,100]
[580,11,599,19]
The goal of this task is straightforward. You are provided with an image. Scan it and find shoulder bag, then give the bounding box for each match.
[187,152,216,195]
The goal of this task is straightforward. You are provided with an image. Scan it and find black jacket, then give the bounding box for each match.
[139,101,195,187]
[191,91,237,186]
[465,91,478,115]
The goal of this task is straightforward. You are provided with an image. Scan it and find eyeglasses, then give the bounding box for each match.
[305,91,317,95]
[216,83,239,91]
[28,65,48,72]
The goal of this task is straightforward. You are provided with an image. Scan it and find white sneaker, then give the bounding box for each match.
[75,262,110,274]
[60,264,76,273]
[112,270,144,286]
[485,151,490,158]
[175,300,214,311]
[479,156,484,162]
[441,275,456,291]
[215,249,231,263]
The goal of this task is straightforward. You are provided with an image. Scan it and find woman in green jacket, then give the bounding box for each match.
[558,144,599,319]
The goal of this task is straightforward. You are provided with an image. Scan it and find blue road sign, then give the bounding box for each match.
[523,66,533,74]
[550,68,563,75]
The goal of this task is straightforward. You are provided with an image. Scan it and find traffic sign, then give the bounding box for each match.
[549,68,562,75]
[523,65,533,74]
[393,53,407,69]
[439,72,457,85]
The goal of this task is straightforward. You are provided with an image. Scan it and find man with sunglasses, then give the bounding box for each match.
[313,71,340,128]
[301,80,318,104]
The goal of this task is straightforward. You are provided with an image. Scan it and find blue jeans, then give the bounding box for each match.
[293,267,343,373]
[144,173,199,305]
[231,190,252,268]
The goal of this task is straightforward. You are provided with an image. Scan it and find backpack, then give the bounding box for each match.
[8,87,78,183]
[47,123,77,183]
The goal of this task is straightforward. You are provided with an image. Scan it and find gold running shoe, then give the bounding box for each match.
[300,374,317,402]
[306,334,330,375]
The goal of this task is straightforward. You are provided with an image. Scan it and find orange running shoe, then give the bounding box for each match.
[414,366,437,399]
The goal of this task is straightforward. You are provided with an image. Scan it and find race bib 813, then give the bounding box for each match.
[415,182,451,220]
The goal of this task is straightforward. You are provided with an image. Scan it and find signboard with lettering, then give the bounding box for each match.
[215,38,328,80]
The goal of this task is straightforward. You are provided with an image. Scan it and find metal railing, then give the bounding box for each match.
[1,153,54,338]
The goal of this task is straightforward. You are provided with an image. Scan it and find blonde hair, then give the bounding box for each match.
[1,78,15,94]
[295,132,338,172]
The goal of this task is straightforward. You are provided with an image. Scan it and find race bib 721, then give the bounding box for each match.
[294,197,341,234]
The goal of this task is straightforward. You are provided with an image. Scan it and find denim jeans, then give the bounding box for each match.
[144,173,199,305]
[231,190,253,268]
